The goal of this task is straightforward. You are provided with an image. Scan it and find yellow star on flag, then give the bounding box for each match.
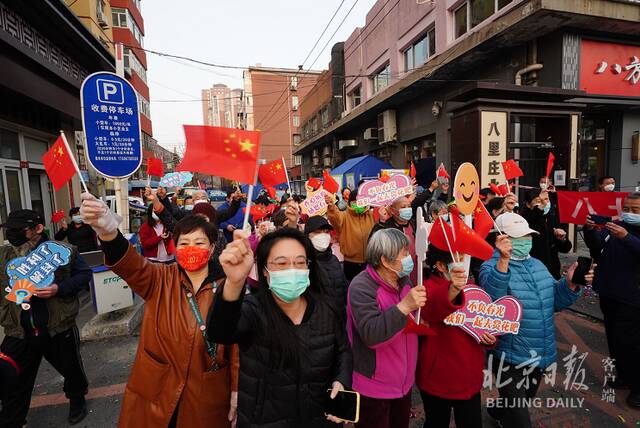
[238,139,255,153]
[56,147,64,157]
[275,164,282,170]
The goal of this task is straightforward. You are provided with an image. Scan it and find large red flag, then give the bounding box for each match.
[557,191,629,225]
[473,200,494,239]
[546,152,555,178]
[42,135,76,191]
[147,157,163,177]
[258,159,288,187]
[451,207,495,260]
[179,125,261,184]
[501,159,524,180]
[323,170,339,194]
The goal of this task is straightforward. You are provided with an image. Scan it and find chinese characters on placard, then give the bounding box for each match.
[487,120,502,183]
[595,56,640,85]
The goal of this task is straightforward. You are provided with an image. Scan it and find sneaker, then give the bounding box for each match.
[627,393,640,409]
[68,396,87,425]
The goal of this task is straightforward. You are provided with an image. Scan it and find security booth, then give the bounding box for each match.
[448,83,584,202]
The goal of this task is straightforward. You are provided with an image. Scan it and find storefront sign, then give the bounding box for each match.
[6,241,71,288]
[580,39,640,97]
[356,174,413,207]
[444,286,523,343]
[81,72,142,178]
[480,111,507,188]
[557,191,629,224]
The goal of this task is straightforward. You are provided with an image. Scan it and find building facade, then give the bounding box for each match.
[295,0,640,198]
[243,66,322,169]
[201,84,243,128]
[0,0,114,239]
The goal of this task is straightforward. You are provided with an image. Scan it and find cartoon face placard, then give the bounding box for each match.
[453,163,480,216]
[6,241,71,288]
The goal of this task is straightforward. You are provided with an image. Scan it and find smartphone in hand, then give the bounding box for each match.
[325,389,360,423]
[572,256,593,286]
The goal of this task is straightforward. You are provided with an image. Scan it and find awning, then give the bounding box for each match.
[330,155,392,190]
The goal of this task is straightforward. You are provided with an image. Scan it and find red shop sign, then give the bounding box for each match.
[580,39,640,97]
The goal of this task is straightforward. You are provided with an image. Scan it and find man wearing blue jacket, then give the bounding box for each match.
[480,212,584,428]
[584,192,640,408]
[218,190,248,243]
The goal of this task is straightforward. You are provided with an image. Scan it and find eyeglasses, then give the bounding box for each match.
[267,256,309,271]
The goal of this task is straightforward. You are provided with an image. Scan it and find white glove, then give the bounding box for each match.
[80,192,122,237]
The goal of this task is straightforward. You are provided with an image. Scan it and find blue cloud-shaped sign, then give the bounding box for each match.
[6,241,71,288]
[159,172,193,188]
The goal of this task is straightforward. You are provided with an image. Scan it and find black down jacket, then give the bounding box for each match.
[315,248,349,316]
[207,288,352,428]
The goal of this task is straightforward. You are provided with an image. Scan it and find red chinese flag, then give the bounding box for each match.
[501,159,524,181]
[258,159,288,187]
[409,161,417,178]
[308,177,322,190]
[51,210,65,223]
[473,200,494,239]
[437,163,450,180]
[322,170,339,194]
[546,152,555,178]
[450,207,494,260]
[42,136,76,191]
[428,217,458,254]
[147,157,163,177]
[489,183,509,197]
[179,125,261,184]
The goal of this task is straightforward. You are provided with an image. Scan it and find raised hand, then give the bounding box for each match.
[80,193,121,241]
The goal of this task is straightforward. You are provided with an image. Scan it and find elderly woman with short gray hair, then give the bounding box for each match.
[346,228,426,428]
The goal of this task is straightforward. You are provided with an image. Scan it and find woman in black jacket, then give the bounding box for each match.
[208,228,352,427]
[520,189,572,279]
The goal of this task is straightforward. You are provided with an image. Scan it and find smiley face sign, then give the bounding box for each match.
[453,163,480,215]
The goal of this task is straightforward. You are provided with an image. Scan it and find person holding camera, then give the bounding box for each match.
[584,192,640,408]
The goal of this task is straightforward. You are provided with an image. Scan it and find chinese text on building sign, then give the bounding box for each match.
[580,39,640,97]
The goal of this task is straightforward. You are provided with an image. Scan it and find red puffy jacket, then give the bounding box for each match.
[416,275,490,400]
[139,222,175,259]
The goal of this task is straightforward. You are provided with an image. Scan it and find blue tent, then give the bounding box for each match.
[240,182,288,200]
[330,155,393,190]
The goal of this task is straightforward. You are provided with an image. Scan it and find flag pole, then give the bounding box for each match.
[242,159,264,233]
[282,157,291,195]
[60,131,89,194]
[438,218,457,263]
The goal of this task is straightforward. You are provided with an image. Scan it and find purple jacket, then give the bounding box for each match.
[347,265,418,399]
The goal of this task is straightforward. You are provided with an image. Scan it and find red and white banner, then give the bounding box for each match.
[557,191,629,225]
[580,39,640,97]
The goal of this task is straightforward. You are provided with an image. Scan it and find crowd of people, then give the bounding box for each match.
[0,174,638,428]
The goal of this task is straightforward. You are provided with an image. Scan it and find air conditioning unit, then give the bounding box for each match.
[292,105,298,111]
[97,10,108,27]
[364,128,378,141]
[377,109,397,144]
[323,157,332,167]
[338,139,357,150]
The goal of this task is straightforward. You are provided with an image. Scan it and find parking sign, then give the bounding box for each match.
[81,72,142,178]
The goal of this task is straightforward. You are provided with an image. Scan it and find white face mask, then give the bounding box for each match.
[603,184,615,192]
[539,183,548,190]
[310,233,331,252]
[194,199,208,205]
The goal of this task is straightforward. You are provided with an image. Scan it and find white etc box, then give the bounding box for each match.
[90,266,134,315]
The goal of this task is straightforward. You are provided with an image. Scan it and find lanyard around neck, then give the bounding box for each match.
[182,284,220,371]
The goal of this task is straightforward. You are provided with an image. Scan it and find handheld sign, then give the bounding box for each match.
[159,172,193,188]
[444,287,522,343]
[357,174,413,207]
[300,181,332,216]
[81,72,142,178]
[6,241,71,289]
[453,163,480,216]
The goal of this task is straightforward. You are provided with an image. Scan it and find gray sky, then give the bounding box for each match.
[143,0,377,153]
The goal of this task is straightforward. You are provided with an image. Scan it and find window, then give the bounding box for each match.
[292,115,300,127]
[138,93,151,117]
[111,7,127,27]
[24,136,48,163]
[349,87,362,109]
[291,95,299,110]
[498,0,513,9]
[123,48,147,82]
[372,64,391,94]
[321,107,329,127]
[0,128,20,160]
[293,134,301,146]
[290,76,298,90]
[454,4,468,38]
[294,155,302,166]
[403,28,436,72]
[470,0,494,28]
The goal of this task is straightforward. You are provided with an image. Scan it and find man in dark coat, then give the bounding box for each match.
[304,216,348,314]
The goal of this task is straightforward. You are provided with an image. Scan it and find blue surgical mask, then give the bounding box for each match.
[438,213,450,223]
[542,203,551,215]
[622,212,640,226]
[267,269,310,303]
[511,238,532,259]
[399,207,413,221]
[444,261,464,281]
[392,255,414,278]
[71,215,83,224]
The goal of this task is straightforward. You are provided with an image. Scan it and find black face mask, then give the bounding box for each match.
[6,228,29,247]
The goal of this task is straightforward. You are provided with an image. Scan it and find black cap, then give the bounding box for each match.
[3,209,44,229]
[304,216,334,234]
